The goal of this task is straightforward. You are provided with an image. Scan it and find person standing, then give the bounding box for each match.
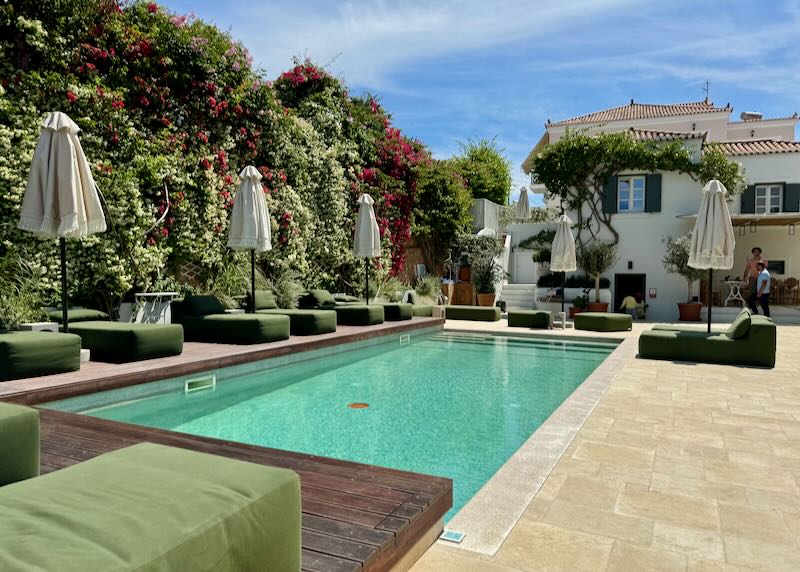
[743,247,767,311]
[619,293,638,318]
[748,261,771,317]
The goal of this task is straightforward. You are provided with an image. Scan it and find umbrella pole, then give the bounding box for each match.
[707,268,713,333]
[365,258,369,305]
[250,250,256,314]
[60,238,69,333]
[561,272,565,315]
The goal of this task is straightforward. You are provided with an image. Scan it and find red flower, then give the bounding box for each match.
[139,95,150,107]
[224,174,233,185]
[66,91,77,103]
[196,131,208,144]
[147,237,156,246]
[200,158,212,170]
[160,227,169,237]
[208,96,217,108]
[147,2,158,13]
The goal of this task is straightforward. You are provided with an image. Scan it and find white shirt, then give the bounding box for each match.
[756,269,770,294]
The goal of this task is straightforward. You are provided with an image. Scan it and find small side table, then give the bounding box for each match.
[724,281,746,307]
[133,291,180,324]
[225,308,245,314]
[19,322,59,333]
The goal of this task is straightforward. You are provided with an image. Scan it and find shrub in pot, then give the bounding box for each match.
[569,294,588,318]
[473,258,504,306]
[663,233,703,321]
[577,241,617,312]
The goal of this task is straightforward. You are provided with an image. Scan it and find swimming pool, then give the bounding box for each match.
[44,330,616,520]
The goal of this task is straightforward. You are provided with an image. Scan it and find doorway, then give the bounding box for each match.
[614,274,646,313]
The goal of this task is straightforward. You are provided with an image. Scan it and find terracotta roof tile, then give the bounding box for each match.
[550,100,729,127]
[710,139,800,156]
[628,128,708,142]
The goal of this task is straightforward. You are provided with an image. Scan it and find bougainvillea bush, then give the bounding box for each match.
[0,0,431,310]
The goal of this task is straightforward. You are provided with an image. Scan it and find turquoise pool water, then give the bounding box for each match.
[45,331,615,520]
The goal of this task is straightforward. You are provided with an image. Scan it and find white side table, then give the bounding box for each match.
[19,322,59,333]
[724,281,746,306]
[132,291,180,324]
[225,309,245,314]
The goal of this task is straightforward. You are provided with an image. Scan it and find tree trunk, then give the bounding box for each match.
[595,273,601,302]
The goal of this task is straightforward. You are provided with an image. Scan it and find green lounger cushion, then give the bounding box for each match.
[0,442,301,572]
[725,310,752,339]
[574,312,632,332]
[639,315,775,368]
[333,293,359,303]
[47,308,110,323]
[333,304,384,326]
[67,322,184,363]
[177,313,290,344]
[185,295,227,316]
[298,289,337,309]
[445,305,501,322]
[382,303,413,321]
[0,331,81,381]
[0,403,39,486]
[246,289,278,310]
[508,310,552,329]
[412,305,434,317]
[257,309,337,335]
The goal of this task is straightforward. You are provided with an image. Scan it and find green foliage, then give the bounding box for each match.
[454,138,512,205]
[537,272,610,288]
[206,255,267,309]
[452,233,502,267]
[414,275,441,298]
[266,268,304,309]
[380,276,408,302]
[0,252,46,329]
[576,241,617,302]
[472,258,504,294]
[698,146,746,194]
[572,294,589,310]
[662,233,704,302]
[413,159,473,270]
[517,229,556,264]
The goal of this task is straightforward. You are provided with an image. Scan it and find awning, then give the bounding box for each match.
[677,212,800,227]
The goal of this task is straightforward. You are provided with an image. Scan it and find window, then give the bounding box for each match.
[770,260,786,275]
[755,184,783,214]
[618,176,645,212]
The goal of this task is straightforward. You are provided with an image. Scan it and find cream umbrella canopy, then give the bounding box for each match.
[550,213,577,315]
[228,166,272,313]
[688,179,735,332]
[18,112,107,332]
[515,187,530,220]
[353,193,381,303]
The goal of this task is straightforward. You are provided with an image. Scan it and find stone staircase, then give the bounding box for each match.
[499,283,537,310]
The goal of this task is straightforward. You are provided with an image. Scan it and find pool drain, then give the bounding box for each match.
[348,402,369,409]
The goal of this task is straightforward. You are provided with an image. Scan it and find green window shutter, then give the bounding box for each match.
[740,185,756,214]
[783,183,800,212]
[644,174,662,213]
[602,175,618,214]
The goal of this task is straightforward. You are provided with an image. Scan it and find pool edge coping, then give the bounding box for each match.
[441,335,637,555]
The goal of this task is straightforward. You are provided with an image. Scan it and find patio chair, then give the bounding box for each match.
[785,277,799,306]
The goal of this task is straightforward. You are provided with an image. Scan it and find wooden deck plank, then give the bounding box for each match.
[35,409,452,571]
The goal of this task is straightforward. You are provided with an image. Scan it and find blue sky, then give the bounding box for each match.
[162,1,800,203]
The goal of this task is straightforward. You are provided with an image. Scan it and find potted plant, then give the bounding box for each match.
[457,251,472,282]
[576,241,617,312]
[570,294,588,318]
[662,233,704,321]
[473,257,504,306]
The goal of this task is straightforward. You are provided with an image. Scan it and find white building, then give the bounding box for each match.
[515,99,800,321]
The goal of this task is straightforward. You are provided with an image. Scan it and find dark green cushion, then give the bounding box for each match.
[333,305,384,326]
[0,331,81,381]
[412,305,434,317]
[246,290,278,311]
[639,315,775,368]
[67,322,184,363]
[47,308,110,323]
[257,309,337,335]
[333,294,359,303]
[185,295,227,316]
[298,289,336,309]
[175,313,290,344]
[574,312,632,332]
[725,310,752,339]
[0,403,39,486]
[508,310,552,329]
[0,442,301,572]
[382,303,413,321]
[445,305,501,322]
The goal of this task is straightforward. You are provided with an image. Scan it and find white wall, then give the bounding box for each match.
[735,227,799,278]
[547,112,731,143]
[726,120,796,142]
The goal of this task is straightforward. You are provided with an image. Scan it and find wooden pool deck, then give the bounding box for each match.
[3,317,451,571]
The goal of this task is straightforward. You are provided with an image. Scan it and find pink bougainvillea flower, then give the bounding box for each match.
[200,158,212,170]
[66,91,77,103]
[147,2,158,13]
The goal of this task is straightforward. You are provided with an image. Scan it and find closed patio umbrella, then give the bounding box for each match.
[18,112,107,333]
[353,193,381,304]
[515,186,530,220]
[550,213,577,318]
[688,179,735,332]
[228,166,272,313]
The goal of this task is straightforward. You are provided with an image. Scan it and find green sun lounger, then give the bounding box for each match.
[298,289,385,326]
[0,439,301,571]
[444,305,501,321]
[0,331,81,381]
[574,312,632,332]
[0,403,39,486]
[247,290,336,335]
[382,303,413,321]
[173,296,290,344]
[66,322,184,363]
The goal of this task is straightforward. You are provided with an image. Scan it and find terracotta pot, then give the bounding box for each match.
[458,266,471,281]
[677,302,702,321]
[569,306,583,318]
[476,293,495,307]
[586,302,608,312]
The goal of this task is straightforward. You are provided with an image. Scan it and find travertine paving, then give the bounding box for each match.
[412,322,800,571]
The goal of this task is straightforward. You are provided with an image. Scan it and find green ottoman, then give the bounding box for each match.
[333,304,385,326]
[0,403,39,486]
[258,308,337,335]
[177,313,291,344]
[412,305,434,317]
[46,308,110,323]
[67,322,184,363]
[383,303,413,321]
[445,305,501,322]
[0,442,301,571]
[574,312,632,332]
[0,331,81,381]
[508,310,553,329]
